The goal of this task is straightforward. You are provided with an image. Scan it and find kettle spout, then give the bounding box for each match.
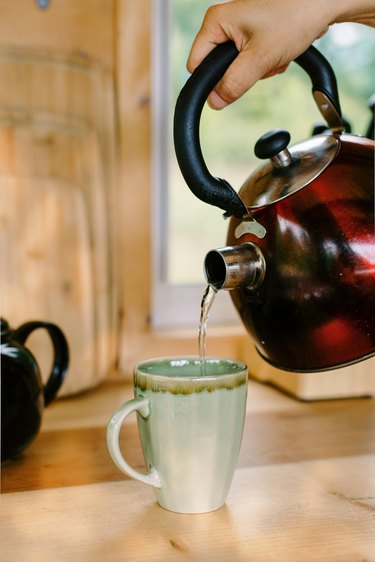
[204,243,265,290]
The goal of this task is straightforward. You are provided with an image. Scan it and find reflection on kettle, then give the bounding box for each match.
[174,42,375,372]
[1,318,69,461]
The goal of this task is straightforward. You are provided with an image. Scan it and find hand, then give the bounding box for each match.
[187,0,375,109]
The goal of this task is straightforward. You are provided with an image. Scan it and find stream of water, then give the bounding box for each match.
[198,284,218,375]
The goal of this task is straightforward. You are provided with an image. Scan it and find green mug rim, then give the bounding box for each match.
[133,356,248,394]
[134,355,247,380]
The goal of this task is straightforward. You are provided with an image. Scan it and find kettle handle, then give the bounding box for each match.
[174,42,343,218]
[13,321,69,406]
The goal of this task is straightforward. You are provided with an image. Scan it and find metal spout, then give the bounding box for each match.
[204,243,265,290]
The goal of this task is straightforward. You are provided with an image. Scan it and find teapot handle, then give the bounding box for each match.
[14,321,69,406]
[174,42,343,218]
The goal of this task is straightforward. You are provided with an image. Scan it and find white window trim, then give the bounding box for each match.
[151,0,239,330]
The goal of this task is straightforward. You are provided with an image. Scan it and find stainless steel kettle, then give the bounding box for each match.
[174,42,375,372]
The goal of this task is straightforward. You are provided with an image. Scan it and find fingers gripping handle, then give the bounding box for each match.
[174,42,248,219]
[106,398,161,488]
[174,42,343,217]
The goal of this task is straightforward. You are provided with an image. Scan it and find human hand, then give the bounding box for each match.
[187,0,373,109]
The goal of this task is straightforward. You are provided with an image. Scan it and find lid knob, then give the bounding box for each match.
[254,129,293,169]
[0,318,10,334]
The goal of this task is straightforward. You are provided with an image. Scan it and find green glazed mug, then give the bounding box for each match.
[106,356,248,514]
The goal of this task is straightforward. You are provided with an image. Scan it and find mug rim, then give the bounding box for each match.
[133,355,248,383]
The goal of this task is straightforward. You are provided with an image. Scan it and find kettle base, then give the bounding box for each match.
[256,347,375,374]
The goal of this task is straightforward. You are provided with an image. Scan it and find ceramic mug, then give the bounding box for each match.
[106,356,248,514]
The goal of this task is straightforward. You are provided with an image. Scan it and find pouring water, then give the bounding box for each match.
[198,285,217,375]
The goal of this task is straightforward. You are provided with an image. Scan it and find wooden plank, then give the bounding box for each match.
[2,456,374,562]
[0,0,115,68]
[3,383,375,493]
[244,344,375,400]
[0,10,117,395]
[115,0,153,373]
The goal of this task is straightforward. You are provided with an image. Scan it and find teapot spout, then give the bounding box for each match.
[204,243,265,291]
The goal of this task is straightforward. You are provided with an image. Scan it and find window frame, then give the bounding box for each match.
[151,0,240,329]
[117,0,246,375]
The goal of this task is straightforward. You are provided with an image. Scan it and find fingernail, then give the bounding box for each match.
[207,91,228,110]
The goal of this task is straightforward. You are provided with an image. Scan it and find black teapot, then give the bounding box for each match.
[1,318,69,461]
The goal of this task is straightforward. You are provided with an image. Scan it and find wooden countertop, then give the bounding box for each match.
[2,379,375,561]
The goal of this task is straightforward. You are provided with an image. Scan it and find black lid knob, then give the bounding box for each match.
[0,318,10,334]
[254,129,291,160]
[312,123,329,136]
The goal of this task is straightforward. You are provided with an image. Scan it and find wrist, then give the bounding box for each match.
[332,0,375,26]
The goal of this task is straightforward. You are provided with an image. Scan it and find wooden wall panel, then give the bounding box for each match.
[0,0,117,395]
[115,0,153,371]
[0,0,114,68]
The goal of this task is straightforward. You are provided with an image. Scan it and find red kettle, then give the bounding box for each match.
[174,42,375,372]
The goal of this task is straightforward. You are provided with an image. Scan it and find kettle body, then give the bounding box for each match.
[174,42,375,372]
[226,134,374,371]
[1,319,69,460]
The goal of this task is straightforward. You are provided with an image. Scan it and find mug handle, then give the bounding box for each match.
[107,398,162,488]
[13,320,69,406]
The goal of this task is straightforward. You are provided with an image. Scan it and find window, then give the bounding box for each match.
[152,0,375,329]
[152,0,238,330]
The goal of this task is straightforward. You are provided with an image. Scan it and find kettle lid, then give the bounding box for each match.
[239,129,340,209]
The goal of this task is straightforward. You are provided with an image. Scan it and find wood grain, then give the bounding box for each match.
[3,383,375,493]
[2,379,375,561]
[0,2,117,395]
[2,456,375,562]
[0,0,115,68]
[245,345,375,400]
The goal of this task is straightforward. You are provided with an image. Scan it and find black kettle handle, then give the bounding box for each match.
[174,42,343,218]
[14,321,69,406]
